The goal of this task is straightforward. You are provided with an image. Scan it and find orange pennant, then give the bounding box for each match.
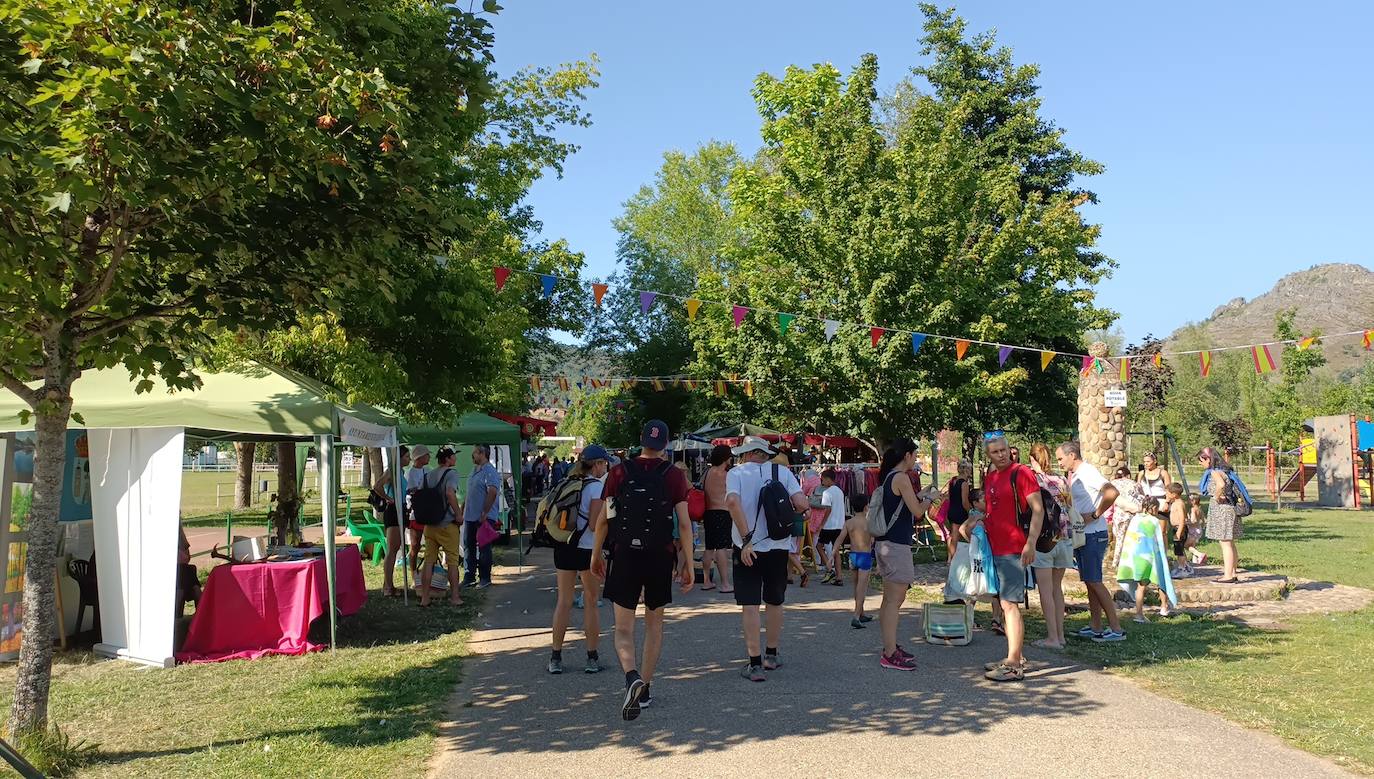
[955,340,970,360]
[592,283,608,307]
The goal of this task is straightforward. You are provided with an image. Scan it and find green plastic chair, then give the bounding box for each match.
[347,511,388,565]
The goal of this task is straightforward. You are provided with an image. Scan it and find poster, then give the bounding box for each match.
[0,436,26,660]
[9,430,93,522]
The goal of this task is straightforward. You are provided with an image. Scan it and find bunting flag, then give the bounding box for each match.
[651,378,666,391]
[1252,345,1277,374]
[824,320,840,342]
[493,266,511,292]
[639,291,657,314]
[911,333,927,355]
[871,327,884,348]
[529,376,541,392]
[592,283,609,307]
[1119,357,1131,382]
[1365,330,1373,351]
[682,379,699,390]
[1080,355,1093,376]
[1093,358,1107,375]
[1297,336,1317,351]
[1041,351,1055,371]
[744,380,754,397]
[620,378,638,389]
[556,376,570,391]
[998,346,1013,366]
[686,298,702,321]
[714,380,727,397]
[540,274,556,299]
[732,306,748,329]
[778,313,795,335]
[1153,353,1164,368]
[955,340,970,361]
[1200,351,1213,377]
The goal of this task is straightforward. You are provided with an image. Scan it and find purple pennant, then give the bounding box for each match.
[639,291,657,314]
[998,346,1013,366]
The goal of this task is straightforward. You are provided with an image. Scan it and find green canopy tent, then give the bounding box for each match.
[690,422,782,441]
[0,363,398,666]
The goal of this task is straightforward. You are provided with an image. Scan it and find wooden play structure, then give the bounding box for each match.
[1267,415,1373,508]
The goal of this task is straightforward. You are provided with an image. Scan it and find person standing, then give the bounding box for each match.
[1199,446,1247,583]
[873,439,936,672]
[418,446,464,608]
[817,469,847,586]
[548,445,610,675]
[725,436,809,682]
[1137,451,1171,516]
[701,444,735,593]
[462,444,501,589]
[1056,442,1126,643]
[590,421,694,721]
[976,433,1044,681]
[404,445,432,576]
[372,445,410,597]
[1026,443,1072,650]
[941,460,974,561]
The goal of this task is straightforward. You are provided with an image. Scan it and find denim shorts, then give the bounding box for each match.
[991,554,1026,603]
[1073,530,1108,584]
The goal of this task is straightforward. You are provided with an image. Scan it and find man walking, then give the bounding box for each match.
[1056,442,1126,642]
[590,420,694,721]
[418,446,464,608]
[462,444,501,589]
[726,436,808,682]
[980,433,1044,681]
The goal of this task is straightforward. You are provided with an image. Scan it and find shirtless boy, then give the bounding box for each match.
[830,494,873,629]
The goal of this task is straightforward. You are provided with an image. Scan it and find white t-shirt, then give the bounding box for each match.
[1069,461,1109,534]
[821,484,846,530]
[576,477,604,551]
[726,461,803,553]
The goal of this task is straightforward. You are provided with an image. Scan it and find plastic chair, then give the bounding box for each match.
[911,516,942,563]
[67,556,99,638]
[346,513,388,565]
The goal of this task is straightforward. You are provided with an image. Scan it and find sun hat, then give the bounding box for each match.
[732,436,776,457]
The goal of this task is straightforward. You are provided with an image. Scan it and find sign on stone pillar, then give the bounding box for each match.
[1077,341,1127,474]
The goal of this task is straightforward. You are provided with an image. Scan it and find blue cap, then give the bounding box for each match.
[580,444,610,462]
[640,419,670,450]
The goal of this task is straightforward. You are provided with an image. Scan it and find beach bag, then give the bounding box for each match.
[476,518,501,548]
[411,468,453,526]
[866,473,902,537]
[1225,475,1253,518]
[687,488,707,522]
[923,602,974,646]
[1067,504,1087,549]
[537,475,593,544]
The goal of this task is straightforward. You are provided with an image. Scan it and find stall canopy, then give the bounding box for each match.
[693,422,781,441]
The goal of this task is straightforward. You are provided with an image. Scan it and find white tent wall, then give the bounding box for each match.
[88,427,185,668]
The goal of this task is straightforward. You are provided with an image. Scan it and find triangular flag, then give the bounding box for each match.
[1252,345,1277,374]
[824,320,840,342]
[529,376,541,392]
[540,274,556,299]
[621,378,638,389]
[592,283,608,307]
[1040,351,1055,371]
[556,376,569,391]
[778,313,795,335]
[639,291,657,314]
[714,380,727,397]
[1153,353,1163,368]
[651,378,665,391]
[955,340,970,361]
[493,266,511,292]
[911,333,927,355]
[1364,330,1373,351]
[1200,351,1213,377]
[1093,358,1106,375]
[744,380,754,397]
[732,306,748,329]
[1119,358,1131,382]
[1297,336,1316,351]
[998,346,1013,366]
[1080,355,1093,376]
[686,299,702,321]
[871,327,884,348]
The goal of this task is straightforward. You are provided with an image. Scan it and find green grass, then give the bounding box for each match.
[0,563,480,778]
[178,471,369,523]
[1195,506,1374,588]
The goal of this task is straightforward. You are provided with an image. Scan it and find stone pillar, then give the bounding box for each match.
[1077,341,1126,474]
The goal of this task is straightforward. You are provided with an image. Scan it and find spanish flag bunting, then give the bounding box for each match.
[1119,358,1131,382]
[1040,351,1055,371]
[1252,345,1277,374]
[778,313,795,335]
[650,378,665,391]
[744,380,754,397]
[592,283,608,306]
[686,298,702,321]
[1200,351,1213,377]
[529,376,541,392]
[732,306,748,329]
[997,346,1013,367]
[871,327,884,348]
[1364,330,1373,350]
[955,339,970,361]
[621,378,638,389]
[714,380,727,397]
[1297,336,1316,351]
[1153,353,1164,369]
[493,266,511,292]
[556,376,570,391]
[728,373,739,382]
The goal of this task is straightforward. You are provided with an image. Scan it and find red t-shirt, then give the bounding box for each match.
[602,457,691,507]
[983,464,1039,556]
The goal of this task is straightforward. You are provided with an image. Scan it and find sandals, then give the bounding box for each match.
[700,585,717,592]
[983,659,1013,671]
[799,572,810,588]
[1132,616,1149,624]
[1212,577,1239,584]
[990,621,1006,636]
[984,663,1025,682]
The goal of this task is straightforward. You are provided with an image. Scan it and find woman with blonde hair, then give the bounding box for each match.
[1027,443,1072,648]
[548,445,611,675]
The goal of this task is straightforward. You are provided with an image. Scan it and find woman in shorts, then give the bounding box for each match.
[549,445,611,675]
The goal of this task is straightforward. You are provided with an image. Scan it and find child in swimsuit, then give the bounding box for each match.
[830,495,873,629]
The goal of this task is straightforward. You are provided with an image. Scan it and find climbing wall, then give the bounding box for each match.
[1313,415,1355,508]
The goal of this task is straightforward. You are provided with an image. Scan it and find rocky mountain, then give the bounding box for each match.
[1167,263,1374,376]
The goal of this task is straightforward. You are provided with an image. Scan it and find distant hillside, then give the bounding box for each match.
[528,342,621,380]
[1167,263,1374,376]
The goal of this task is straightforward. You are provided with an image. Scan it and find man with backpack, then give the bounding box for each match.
[979,432,1044,681]
[725,436,809,682]
[414,446,464,608]
[589,421,694,721]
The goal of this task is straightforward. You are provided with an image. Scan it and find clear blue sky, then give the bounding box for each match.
[490,2,1373,344]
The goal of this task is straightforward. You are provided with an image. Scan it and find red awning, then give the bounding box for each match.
[489,412,557,438]
[805,434,863,449]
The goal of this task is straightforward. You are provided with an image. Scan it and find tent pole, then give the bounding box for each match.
[393,443,409,605]
[319,435,339,651]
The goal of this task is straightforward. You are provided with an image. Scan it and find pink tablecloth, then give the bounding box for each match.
[176,545,367,663]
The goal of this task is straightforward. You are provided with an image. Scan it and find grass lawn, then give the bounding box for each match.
[178,471,370,524]
[0,562,480,778]
[1195,505,1374,589]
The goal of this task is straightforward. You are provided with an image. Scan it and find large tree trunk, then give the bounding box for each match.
[233,441,256,510]
[6,383,73,738]
[360,449,372,492]
[273,442,300,545]
[366,447,384,488]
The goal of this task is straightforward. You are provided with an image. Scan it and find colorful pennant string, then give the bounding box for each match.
[592,283,608,306]
[732,306,748,329]
[1252,345,1277,374]
[639,291,657,314]
[871,327,885,348]
[1200,351,1213,377]
[778,313,795,335]
[911,333,927,355]
[686,299,702,321]
[540,274,556,299]
[494,266,511,292]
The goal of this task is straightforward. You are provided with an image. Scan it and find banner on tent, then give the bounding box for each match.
[337,413,397,449]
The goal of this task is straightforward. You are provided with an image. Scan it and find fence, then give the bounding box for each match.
[197,463,366,508]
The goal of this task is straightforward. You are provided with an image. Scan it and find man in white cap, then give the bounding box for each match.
[726,436,808,682]
[404,445,432,574]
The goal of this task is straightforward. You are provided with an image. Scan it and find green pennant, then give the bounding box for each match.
[778,313,795,335]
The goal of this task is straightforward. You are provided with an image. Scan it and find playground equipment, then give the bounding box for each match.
[1267,415,1372,508]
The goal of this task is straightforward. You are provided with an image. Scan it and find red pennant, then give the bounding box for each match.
[870,327,884,348]
[493,266,511,292]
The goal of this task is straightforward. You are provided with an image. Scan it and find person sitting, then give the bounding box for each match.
[176,525,202,618]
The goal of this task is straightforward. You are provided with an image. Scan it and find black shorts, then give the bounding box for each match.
[703,510,733,550]
[733,548,789,607]
[1172,536,1187,557]
[603,545,675,611]
[818,528,842,546]
[380,504,400,528]
[553,542,592,572]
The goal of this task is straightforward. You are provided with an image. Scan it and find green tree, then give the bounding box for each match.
[0,0,496,737]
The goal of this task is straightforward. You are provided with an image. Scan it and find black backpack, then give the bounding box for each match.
[1012,465,1061,554]
[411,468,453,526]
[614,459,676,551]
[754,464,795,542]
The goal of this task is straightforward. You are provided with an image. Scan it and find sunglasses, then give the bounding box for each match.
[982,430,1007,441]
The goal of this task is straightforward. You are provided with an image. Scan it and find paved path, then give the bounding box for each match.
[428,547,1354,779]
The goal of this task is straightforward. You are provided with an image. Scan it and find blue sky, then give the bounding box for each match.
[490,2,1372,345]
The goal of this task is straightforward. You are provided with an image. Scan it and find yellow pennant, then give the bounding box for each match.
[714,380,727,397]
[1153,353,1163,369]
[1040,351,1055,371]
[1297,336,1317,351]
[744,380,754,397]
[686,299,703,321]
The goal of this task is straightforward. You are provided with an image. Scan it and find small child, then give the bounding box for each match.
[1163,483,1191,578]
[1185,494,1206,568]
[957,488,987,542]
[831,494,873,629]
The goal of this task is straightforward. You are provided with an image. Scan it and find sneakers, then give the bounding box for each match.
[476,580,492,590]
[639,684,653,708]
[547,656,563,674]
[741,663,766,682]
[763,654,782,671]
[1074,626,1102,639]
[859,614,874,623]
[1091,629,1127,643]
[622,677,646,721]
[850,618,867,629]
[880,651,918,671]
[574,592,584,609]
[584,655,604,674]
[893,645,914,660]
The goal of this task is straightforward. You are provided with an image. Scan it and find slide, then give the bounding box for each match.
[1279,464,1314,493]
